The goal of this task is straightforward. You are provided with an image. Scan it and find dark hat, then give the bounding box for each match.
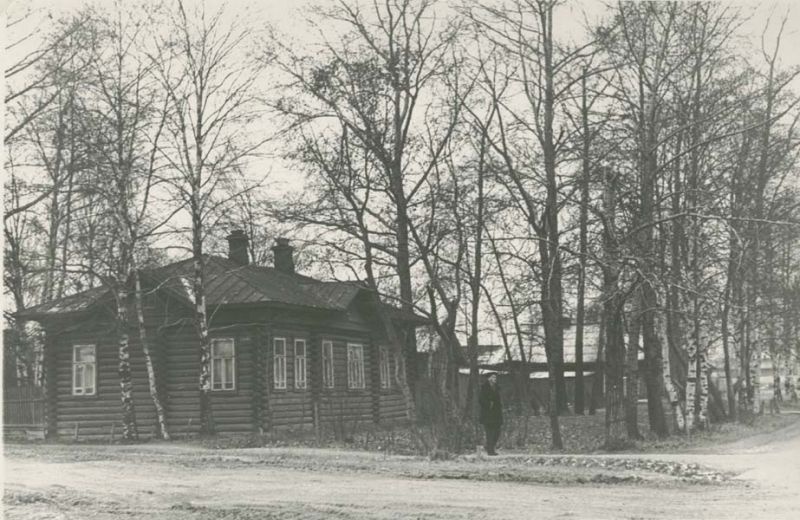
[484,371,498,378]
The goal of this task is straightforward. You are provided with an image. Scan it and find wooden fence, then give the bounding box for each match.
[3,384,45,427]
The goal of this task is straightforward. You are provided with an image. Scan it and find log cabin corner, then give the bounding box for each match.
[17,232,424,440]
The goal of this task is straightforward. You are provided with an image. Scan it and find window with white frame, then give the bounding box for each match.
[274,337,287,389]
[347,343,365,389]
[211,338,235,391]
[294,339,307,389]
[379,345,392,389]
[322,340,334,389]
[72,345,96,396]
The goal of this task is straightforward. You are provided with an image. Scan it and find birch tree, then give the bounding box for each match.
[150,0,266,435]
[82,1,176,440]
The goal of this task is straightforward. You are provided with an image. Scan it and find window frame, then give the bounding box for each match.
[210,338,236,392]
[322,339,334,389]
[379,345,392,390]
[273,337,287,389]
[347,343,366,390]
[294,338,307,390]
[72,344,97,396]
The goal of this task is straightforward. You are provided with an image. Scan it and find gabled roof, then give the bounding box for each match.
[16,286,110,318]
[145,255,361,310]
[296,279,363,310]
[19,255,366,319]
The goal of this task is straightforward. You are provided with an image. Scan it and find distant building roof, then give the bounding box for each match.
[465,323,643,367]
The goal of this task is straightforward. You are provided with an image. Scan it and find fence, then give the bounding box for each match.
[3,384,45,428]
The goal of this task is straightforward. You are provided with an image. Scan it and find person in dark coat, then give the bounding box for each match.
[478,372,503,455]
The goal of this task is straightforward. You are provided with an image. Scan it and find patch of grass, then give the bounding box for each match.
[3,490,50,505]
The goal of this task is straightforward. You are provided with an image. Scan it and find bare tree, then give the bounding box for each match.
[149,0,267,435]
[4,8,95,220]
[81,1,177,440]
[272,0,462,419]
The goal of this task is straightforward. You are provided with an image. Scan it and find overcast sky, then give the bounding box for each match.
[3,0,799,196]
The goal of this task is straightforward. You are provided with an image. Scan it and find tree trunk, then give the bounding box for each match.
[750,328,762,414]
[133,269,170,440]
[697,331,710,428]
[602,167,626,448]
[625,295,642,439]
[657,312,684,432]
[575,71,591,415]
[192,204,213,435]
[539,2,567,415]
[590,310,605,416]
[116,287,138,441]
[604,290,626,448]
[685,322,699,432]
[466,140,487,421]
[721,228,738,421]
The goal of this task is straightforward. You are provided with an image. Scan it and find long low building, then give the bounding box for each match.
[18,232,423,440]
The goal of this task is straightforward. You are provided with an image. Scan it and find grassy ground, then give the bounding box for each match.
[190,402,800,457]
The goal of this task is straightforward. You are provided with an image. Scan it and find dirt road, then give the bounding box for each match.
[4,419,800,520]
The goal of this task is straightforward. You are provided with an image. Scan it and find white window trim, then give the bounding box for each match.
[274,337,287,389]
[347,343,365,390]
[322,340,334,389]
[294,339,307,389]
[210,338,236,391]
[72,344,97,396]
[379,345,392,389]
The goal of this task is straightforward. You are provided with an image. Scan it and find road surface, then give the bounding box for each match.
[3,417,800,519]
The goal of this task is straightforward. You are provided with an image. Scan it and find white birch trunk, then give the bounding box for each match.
[697,330,709,429]
[685,330,698,432]
[117,287,138,440]
[133,269,170,440]
[657,314,685,431]
[195,256,213,434]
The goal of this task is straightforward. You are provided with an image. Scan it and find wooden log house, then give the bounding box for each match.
[18,232,422,440]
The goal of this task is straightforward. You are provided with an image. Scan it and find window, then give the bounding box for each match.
[379,346,392,389]
[273,338,287,389]
[347,343,365,389]
[294,339,307,389]
[322,340,334,389]
[72,345,96,396]
[211,338,235,391]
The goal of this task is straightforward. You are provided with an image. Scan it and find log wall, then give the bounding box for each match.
[52,323,158,440]
[43,296,409,440]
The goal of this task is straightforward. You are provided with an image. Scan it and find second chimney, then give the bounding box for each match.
[272,237,295,274]
[227,230,249,266]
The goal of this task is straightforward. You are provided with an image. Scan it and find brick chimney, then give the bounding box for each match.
[226,230,249,266]
[272,237,295,274]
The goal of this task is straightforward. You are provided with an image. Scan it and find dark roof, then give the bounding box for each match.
[144,255,360,310]
[18,255,389,319]
[297,279,362,310]
[17,286,109,318]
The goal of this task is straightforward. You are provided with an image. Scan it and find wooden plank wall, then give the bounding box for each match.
[53,323,158,440]
[262,326,315,431]
[161,324,200,436]
[378,393,407,421]
[208,329,256,434]
[44,295,411,440]
[261,329,381,430]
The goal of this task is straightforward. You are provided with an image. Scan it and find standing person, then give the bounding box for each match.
[479,372,503,455]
